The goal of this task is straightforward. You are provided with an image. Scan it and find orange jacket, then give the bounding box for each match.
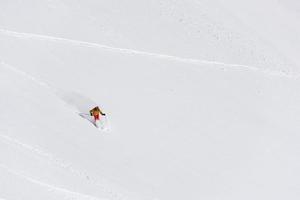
[90,106,105,116]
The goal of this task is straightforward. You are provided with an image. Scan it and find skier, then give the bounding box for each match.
[90,106,106,121]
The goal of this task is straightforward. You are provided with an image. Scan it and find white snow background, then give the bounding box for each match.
[0,0,300,199]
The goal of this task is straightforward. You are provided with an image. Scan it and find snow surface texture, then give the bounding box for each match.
[0,0,300,199]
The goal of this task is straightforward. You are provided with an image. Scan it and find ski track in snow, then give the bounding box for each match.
[0,61,79,119]
[0,28,298,78]
[0,163,106,200]
[0,61,84,117]
[0,133,126,200]
[0,61,54,91]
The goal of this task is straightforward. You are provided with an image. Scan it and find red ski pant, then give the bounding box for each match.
[94,114,100,121]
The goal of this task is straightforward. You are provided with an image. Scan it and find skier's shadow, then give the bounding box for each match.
[56,90,97,114]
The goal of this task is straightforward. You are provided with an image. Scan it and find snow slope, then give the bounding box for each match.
[1,0,300,199]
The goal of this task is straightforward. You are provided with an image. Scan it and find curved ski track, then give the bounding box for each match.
[0,133,126,200]
[0,28,297,79]
[0,163,105,200]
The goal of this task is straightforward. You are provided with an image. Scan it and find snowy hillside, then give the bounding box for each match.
[1,0,300,200]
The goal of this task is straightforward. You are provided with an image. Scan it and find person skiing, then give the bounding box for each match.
[90,106,106,121]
